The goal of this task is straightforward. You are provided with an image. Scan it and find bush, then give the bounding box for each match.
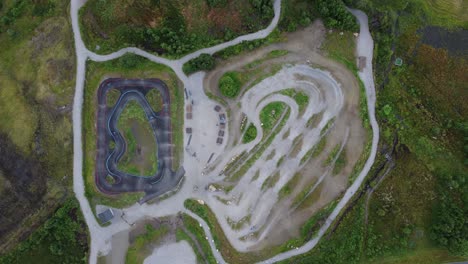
[316,0,359,31]
[219,72,241,98]
[183,53,216,75]
[243,124,258,143]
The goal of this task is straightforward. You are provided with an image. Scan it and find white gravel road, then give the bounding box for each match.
[70,1,378,263]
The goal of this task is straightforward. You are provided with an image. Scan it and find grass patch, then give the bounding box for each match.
[261,172,281,190]
[0,199,89,264]
[180,214,217,264]
[229,109,290,182]
[116,100,158,176]
[332,149,347,175]
[219,71,242,98]
[145,89,163,112]
[280,88,310,114]
[125,224,169,264]
[106,88,120,107]
[79,0,274,57]
[323,144,341,166]
[292,178,317,207]
[260,102,286,134]
[83,54,183,209]
[300,136,327,165]
[278,172,302,200]
[242,124,257,143]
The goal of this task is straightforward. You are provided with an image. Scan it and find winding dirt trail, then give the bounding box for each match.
[70,1,379,263]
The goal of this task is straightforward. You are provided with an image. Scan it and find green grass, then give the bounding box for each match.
[125,224,169,264]
[300,136,327,165]
[79,0,274,58]
[278,172,302,200]
[230,109,290,182]
[333,149,347,175]
[323,144,341,166]
[242,123,258,143]
[260,102,286,134]
[180,214,217,264]
[280,88,310,114]
[83,54,184,209]
[0,0,78,255]
[261,172,281,191]
[116,100,158,176]
[0,199,88,264]
[291,178,317,207]
[219,71,242,98]
[106,88,120,107]
[145,89,163,112]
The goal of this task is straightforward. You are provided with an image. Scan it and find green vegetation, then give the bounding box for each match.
[0,199,88,264]
[333,149,347,175]
[292,179,317,207]
[287,0,468,262]
[261,172,281,190]
[83,54,184,209]
[106,88,120,107]
[230,109,290,182]
[126,224,169,264]
[280,89,309,114]
[321,31,357,71]
[324,144,341,166]
[279,0,316,32]
[180,214,217,264]
[276,155,285,167]
[145,89,163,112]
[300,136,327,165]
[260,102,286,134]
[219,71,242,98]
[80,0,274,57]
[278,172,302,200]
[227,215,252,230]
[182,53,216,75]
[315,0,359,31]
[0,0,77,255]
[242,124,258,143]
[116,100,158,176]
[300,200,338,238]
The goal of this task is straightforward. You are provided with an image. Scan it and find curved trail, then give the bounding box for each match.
[70,1,378,263]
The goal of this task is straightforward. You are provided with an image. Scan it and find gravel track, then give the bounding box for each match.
[70,1,378,263]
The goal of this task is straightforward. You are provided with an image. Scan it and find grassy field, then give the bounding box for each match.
[125,224,169,264]
[83,54,184,209]
[79,0,274,57]
[180,214,217,264]
[0,0,81,255]
[0,199,89,264]
[116,100,158,176]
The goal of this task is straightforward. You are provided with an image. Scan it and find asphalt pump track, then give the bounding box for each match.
[96,78,184,203]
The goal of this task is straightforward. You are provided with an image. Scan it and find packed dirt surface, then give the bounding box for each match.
[201,20,366,249]
[71,0,379,263]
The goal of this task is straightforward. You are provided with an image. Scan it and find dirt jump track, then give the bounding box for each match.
[95,78,184,203]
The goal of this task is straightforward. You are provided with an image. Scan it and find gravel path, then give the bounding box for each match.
[70,1,379,263]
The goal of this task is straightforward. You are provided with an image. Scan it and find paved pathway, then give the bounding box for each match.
[70,1,378,263]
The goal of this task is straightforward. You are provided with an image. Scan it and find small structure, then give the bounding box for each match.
[214,105,221,112]
[218,130,225,137]
[185,127,192,134]
[219,113,226,124]
[216,137,223,145]
[98,208,114,224]
[394,57,403,66]
[219,123,226,129]
[186,113,192,119]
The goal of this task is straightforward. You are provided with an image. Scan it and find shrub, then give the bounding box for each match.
[183,53,216,75]
[243,124,258,143]
[219,72,241,98]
